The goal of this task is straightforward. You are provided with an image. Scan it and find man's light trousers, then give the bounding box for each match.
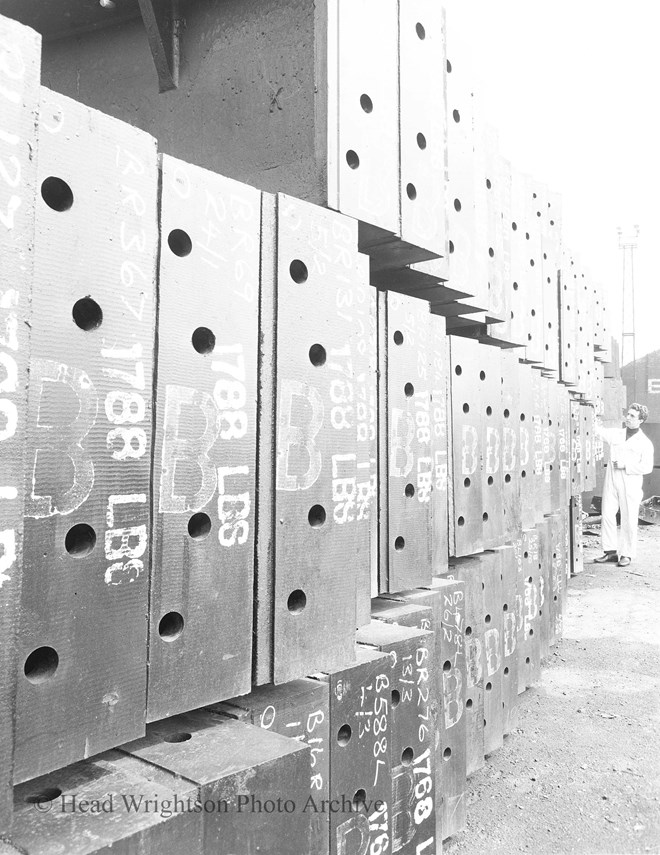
[601,465,643,559]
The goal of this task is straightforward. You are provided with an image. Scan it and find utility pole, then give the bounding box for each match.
[617,225,639,401]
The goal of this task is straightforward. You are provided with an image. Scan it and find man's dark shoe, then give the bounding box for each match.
[594,552,618,563]
[617,556,631,567]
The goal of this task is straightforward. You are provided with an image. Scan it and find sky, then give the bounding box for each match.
[443,0,660,364]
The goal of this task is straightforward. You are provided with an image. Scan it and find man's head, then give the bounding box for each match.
[624,403,649,428]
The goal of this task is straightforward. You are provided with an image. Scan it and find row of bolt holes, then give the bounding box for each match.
[41,175,314,356]
[346,23,428,198]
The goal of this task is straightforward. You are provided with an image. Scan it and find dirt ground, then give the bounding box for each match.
[445,521,660,855]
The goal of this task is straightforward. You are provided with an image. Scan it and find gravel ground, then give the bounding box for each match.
[444,522,660,855]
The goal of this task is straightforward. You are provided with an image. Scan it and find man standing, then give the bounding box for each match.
[594,403,654,567]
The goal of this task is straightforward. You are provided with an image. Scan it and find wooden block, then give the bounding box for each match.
[147,155,260,721]
[518,528,541,691]
[497,544,519,734]
[449,337,483,556]
[536,518,552,661]
[557,386,571,508]
[120,710,312,855]
[518,362,536,529]
[431,578,466,839]
[381,292,433,591]
[333,0,399,241]
[479,552,503,756]
[270,194,374,682]
[546,380,561,513]
[445,30,480,306]
[480,347,504,549]
[569,495,584,576]
[521,176,545,366]
[317,646,393,855]
[399,0,447,258]
[530,368,546,518]
[501,351,522,541]
[356,621,437,855]
[570,398,583,496]
[430,315,449,575]
[482,125,507,324]
[16,89,158,782]
[440,557,484,776]
[12,751,202,855]
[0,15,40,835]
[380,583,462,843]
[494,153,514,343]
[213,679,330,855]
[546,513,566,646]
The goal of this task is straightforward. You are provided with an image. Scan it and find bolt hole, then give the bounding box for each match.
[337,724,352,746]
[487,476,494,486]
[489,247,494,258]
[159,612,184,641]
[443,747,452,759]
[503,603,508,612]
[309,344,327,366]
[164,732,192,744]
[480,371,486,380]
[464,477,471,488]
[416,132,427,149]
[346,150,360,169]
[401,747,414,766]
[486,406,492,416]
[41,176,74,211]
[394,536,405,551]
[192,327,215,355]
[24,647,59,684]
[393,330,404,345]
[457,516,465,526]
[406,183,417,200]
[167,229,192,257]
[405,483,415,498]
[404,382,414,398]
[465,626,472,637]
[466,698,473,709]
[290,259,309,283]
[449,240,455,254]
[287,589,307,614]
[72,297,103,331]
[463,403,470,413]
[453,109,460,123]
[353,789,367,810]
[25,787,62,805]
[360,93,373,113]
[308,505,326,527]
[64,523,97,558]
[486,682,492,691]
[416,22,426,39]
[483,512,489,521]
[188,512,211,539]
[455,364,462,375]
[522,471,527,479]
[454,198,462,212]
[504,666,509,675]
[504,409,510,418]
[505,474,511,483]
[443,660,451,672]
[526,657,530,664]
[391,689,401,707]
